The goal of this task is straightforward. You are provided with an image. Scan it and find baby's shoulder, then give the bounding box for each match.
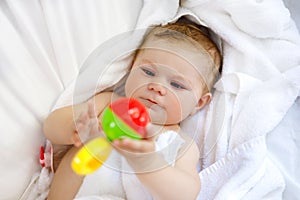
[94,91,114,98]
[177,129,199,154]
[94,91,121,103]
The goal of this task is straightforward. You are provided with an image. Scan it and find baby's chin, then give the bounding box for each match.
[148,107,167,124]
[148,109,180,126]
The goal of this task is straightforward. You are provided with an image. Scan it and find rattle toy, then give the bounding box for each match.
[71,98,150,175]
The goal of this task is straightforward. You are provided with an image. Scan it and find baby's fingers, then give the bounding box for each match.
[76,112,89,125]
[75,121,90,144]
[87,100,97,119]
[113,138,155,153]
[72,131,83,147]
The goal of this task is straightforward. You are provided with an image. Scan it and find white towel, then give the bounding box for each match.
[179,0,300,199]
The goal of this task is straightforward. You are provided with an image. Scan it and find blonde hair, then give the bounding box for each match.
[140,22,222,93]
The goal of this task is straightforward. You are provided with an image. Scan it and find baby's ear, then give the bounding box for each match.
[190,93,212,115]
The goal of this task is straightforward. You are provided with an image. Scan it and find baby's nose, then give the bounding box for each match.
[148,82,167,96]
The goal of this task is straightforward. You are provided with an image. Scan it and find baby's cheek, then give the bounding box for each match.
[125,78,146,98]
[125,80,137,97]
[178,94,197,118]
[167,96,183,121]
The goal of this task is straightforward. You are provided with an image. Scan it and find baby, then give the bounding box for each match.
[43,19,221,200]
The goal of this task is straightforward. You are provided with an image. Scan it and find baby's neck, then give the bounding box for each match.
[163,124,180,132]
[149,124,180,139]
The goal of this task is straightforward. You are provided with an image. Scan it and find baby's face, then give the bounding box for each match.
[125,41,212,125]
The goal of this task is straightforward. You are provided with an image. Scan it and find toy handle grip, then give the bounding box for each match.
[71,137,112,175]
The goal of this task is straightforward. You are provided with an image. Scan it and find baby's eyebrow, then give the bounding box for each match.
[141,59,155,65]
[140,59,158,69]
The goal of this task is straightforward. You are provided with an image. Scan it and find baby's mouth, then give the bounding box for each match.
[145,98,163,111]
[139,97,158,108]
[147,98,157,105]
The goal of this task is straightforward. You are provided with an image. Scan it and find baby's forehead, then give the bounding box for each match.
[139,38,214,67]
[136,40,216,91]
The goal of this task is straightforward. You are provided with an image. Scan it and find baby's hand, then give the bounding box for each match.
[112,138,155,153]
[112,137,156,172]
[113,123,166,172]
[73,100,101,147]
[112,123,161,153]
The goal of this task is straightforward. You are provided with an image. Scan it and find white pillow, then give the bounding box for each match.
[0,1,142,199]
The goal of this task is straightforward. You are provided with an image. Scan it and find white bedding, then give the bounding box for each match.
[0,1,142,199]
[0,0,299,199]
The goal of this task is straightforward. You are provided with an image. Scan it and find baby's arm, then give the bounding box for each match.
[114,131,201,200]
[43,92,113,145]
[47,146,83,200]
[140,141,200,200]
[47,96,110,199]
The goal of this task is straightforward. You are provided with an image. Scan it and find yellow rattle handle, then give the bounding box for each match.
[71,137,112,175]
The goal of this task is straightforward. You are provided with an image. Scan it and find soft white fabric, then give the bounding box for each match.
[1,0,300,199]
[0,0,142,199]
[266,96,300,200]
[0,1,64,199]
[179,0,300,199]
[19,168,53,200]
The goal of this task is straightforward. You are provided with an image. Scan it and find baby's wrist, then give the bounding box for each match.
[125,151,169,173]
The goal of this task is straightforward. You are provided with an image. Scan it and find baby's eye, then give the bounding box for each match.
[142,68,155,76]
[170,81,186,89]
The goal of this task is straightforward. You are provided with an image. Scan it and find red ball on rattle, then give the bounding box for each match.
[102,98,150,141]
